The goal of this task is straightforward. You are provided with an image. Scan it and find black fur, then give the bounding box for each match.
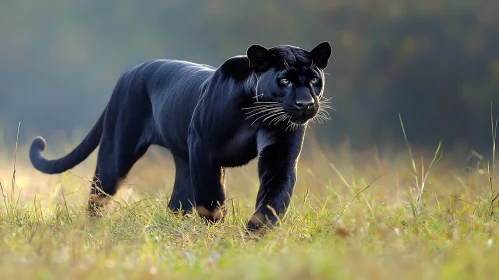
[29,42,332,231]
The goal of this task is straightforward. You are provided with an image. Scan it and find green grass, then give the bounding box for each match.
[0,133,498,279]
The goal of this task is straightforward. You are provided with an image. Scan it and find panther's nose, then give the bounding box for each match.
[295,99,315,111]
[295,87,315,112]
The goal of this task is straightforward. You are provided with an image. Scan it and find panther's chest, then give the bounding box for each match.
[217,125,258,167]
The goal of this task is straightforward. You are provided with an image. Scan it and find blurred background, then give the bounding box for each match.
[1,0,499,160]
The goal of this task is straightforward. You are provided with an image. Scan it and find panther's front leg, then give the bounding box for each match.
[246,129,305,231]
[188,135,226,222]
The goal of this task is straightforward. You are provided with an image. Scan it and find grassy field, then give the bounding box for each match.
[0,133,498,280]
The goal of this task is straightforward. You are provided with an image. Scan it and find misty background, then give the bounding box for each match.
[1,0,498,159]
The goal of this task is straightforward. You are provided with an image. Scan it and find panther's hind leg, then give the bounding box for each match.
[167,156,195,215]
[88,130,150,215]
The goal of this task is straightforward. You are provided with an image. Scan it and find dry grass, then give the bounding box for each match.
[0,133,498,279]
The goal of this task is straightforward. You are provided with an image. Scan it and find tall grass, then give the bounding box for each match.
[488,103,498,211]
[399,114,443,217]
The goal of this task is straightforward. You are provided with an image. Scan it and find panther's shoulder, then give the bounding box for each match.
[219,55,252,82]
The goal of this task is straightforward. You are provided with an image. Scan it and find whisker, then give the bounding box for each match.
[311,112,330,124]
[319,103,334,109]
[263,111,287,123]
[242,108,277,115]
[242,106,281,115]
[318,109,332,120]
[254,101,281,104]
[270,116,281,126]
[320,107,336,113]
[272,114,289,125]
[243,105,281,112]
[245,107,283,120]
[285,116,299,132]
[316,114,330,122]
[241,104,281,111]
[269,114,286,126]
[315,115,326,124]
[318,113,331,120]
[320,106,334,111]
[285,116,291,131]
[251,109,284,125]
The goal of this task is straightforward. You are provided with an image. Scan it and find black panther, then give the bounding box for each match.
[29,42,332,231]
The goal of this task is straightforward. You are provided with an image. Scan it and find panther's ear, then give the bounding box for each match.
[310,41,331,69]
[247,44,275,72]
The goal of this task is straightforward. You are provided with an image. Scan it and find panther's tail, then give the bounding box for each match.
[29,108,106,174]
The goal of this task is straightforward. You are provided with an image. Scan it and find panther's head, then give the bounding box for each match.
[244,42,332,130]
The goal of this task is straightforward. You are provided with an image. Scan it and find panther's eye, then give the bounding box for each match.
[310,77,320,85]
[280,78,290,85]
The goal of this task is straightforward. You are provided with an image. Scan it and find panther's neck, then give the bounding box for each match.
[217,55,260,101]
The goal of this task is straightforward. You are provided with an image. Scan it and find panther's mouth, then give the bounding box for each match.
[288,107,317,124]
